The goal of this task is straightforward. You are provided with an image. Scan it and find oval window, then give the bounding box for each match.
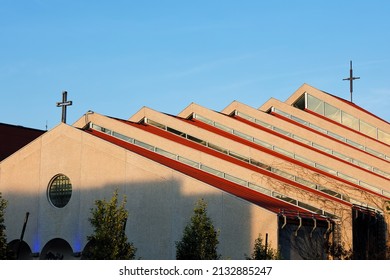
[48,174,72,208]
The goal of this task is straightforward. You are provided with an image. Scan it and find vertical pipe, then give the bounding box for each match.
[16,212,30,259]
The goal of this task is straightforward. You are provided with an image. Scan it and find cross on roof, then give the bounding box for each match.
[343,60,360,103]
[56,91,73,123]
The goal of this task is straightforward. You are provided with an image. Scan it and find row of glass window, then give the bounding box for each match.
[144,118,378,211]
[191,113,389,199]
[88,122,335,218]
[272,106,390,163]
[234,110,390,180]
[303,93,390,145]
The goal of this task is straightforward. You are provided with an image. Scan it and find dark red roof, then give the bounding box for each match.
[0,123,45,161]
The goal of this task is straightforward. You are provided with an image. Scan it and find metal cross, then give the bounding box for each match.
[343,60,360,103]
[56,91,73,123]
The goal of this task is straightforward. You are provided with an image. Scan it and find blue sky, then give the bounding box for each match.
[1,0,390,130]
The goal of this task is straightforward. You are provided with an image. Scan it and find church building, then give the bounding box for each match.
[1,84,389,259]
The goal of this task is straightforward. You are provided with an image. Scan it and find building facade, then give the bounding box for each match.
[1,84,389,259]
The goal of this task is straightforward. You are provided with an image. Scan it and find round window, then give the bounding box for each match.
[48,174,72,208]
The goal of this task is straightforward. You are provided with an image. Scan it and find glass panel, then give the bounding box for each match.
[360,120,377,138]
[359,181,381,194]
[147,119,166,130]
[273,146,294,158]
[229,151,249,162]
[312,142,332,154]
[224,174,247,186]
[255,119,272,129]
[250,159,271,170]
[292,134,311,145]
[167,126,186,137]
[155,148,176,160]
[324,103,341,122]
[112,131,133,143]
[327,131,345,141]
[273,127,291,137]
[134,140,154,151]
[346,139,364,150]
[341,111,359,130]
[307,94,324,115]
[309,123,327,134]
[383,190,390,197]
[337,172,358,184]
[215,122,233,133]
[91,123,102,131]
[248,183,272,196]
[236,111,253,122]
[294,154,315,166]
[364,146,384,158]
[273,193,297,205]
[272,168,295,180]
[207,142,228,154]
[378,130,390,145]
[187,135,207,146]
[194,114,214,125]
[273,108,291,118]
[233,130,253,141]
[332,151,351,162]
[291,115,308,125]
[351,159,371,170]
[200,165,224,177]
[253,138,273,149]
[315,163,337,175]
[178,156,199,168]
[295,177,316,189]
[373,168,390,178]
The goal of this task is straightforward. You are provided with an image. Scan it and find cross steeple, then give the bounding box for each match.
[56,91,73,123]
[343,60,360,103]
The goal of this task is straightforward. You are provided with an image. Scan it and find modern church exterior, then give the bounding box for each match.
[1,84,389,260]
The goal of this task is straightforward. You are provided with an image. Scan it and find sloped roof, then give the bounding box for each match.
[0,123,45,161]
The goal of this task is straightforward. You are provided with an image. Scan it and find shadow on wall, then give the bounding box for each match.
[5,177,261,260]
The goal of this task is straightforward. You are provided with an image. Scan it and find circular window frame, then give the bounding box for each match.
[47,174,72,208]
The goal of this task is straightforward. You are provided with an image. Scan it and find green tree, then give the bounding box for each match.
[176,198,220,260]
[84,190,136,260]
[247,234,280,260]
[0,192,7,259]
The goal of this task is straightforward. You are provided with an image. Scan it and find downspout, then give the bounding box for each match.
[324,219,332,238]
[281,213,287,229]
[294,215,302,237]
[310,216,317,238]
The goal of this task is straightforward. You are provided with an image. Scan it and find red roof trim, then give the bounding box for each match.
[232,114,390,182]
[271,111,390,165]
[85,128,320,217]
[181,117,389,200]
[116,119,350,206]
